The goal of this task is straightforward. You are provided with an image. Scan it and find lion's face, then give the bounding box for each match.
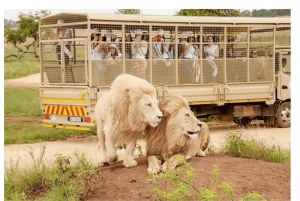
[174,107,201,139]
[139,94,163,127]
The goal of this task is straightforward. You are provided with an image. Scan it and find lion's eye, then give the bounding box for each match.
[185,114,190,117]
[147,103,152,107]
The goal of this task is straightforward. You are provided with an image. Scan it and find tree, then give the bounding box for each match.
[241,10,252,17]
[115,9,140,14]
[176,9,242,17]
[252,9,290,17]
[4,10,51,60]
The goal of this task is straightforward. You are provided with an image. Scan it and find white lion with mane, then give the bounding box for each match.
[144,95,210,174]
[95,74,162,168]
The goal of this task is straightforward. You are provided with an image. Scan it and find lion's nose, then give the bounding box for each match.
[157,115,162,119]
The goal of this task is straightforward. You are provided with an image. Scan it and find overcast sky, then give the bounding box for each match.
[3,0,292,21]
[4,9,181,21]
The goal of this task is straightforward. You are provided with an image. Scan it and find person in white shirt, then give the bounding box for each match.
[105,43,122,61]
[152,29,165,60]
[90,28,106,85]
[182,33,198,84]
[152,29,175,84]
[131,29,148,79]
[203,35,219,83]
[52,19,73,65]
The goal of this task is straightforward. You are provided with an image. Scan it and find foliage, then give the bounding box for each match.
[4,147,96,201]
[115,9,140,14]
[4,87,41,116]
[4,10,51,60]
[4,18,19,28]
[176,9,242,17]
[4,122,94,145]
[252,9,291,17]
[220,129,290,164]
[149,159,268,201]
[4,45,40,79]
[4,87,95,145]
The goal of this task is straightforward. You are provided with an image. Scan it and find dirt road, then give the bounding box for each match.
[4,124,290,170]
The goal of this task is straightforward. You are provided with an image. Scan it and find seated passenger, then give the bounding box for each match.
[282,58,287,73]
[226,35,240,58]
[249,49,265,81]
[203,35,219,83]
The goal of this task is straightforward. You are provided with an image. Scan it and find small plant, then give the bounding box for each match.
[4,146,97,201]
[148,157,268,201]
[220,129,290,164]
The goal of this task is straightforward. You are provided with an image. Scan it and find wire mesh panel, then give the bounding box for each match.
[40,24,88,85]
[40,14,290,87]
[151,25,177,85]
[249,26,274,82]
[201,27,225,84]
[275,27,291,47]
[123,25,150,81]
[226,27,248,83]
[177,26,201,84]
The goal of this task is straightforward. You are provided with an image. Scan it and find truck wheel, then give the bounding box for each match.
[234,117,252,126]
[275,102,291,128]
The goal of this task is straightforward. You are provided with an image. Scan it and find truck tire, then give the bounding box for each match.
[234,117,252,126]
[275,102,291,128]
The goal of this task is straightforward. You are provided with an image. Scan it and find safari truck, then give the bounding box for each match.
[38,13,291,131]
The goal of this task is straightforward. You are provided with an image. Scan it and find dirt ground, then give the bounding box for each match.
[4,75,292,200]
[85,155,290,201]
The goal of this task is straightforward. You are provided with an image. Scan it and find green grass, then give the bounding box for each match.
[4,123,94,145]
[4,46,40,79]
[219,129,290,164]
[4,147,96,201]
[4,87,41,116]
[4,87,95,144]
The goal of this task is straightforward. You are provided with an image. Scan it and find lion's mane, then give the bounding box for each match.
[98,74,158,140]
[144,95,193,161]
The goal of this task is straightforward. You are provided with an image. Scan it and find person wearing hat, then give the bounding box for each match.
[90,28,106,85]
[152,29,167,60]
[131,29,148,78]
[52,19,73,65]
[131,29,148,60]
[91,28,105,60]
[105,43,122,60]
[104,43,123,82]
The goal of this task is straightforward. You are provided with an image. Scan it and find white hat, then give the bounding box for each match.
[109,43,117,48]
[57,19,64,24]
[157,29,164,36]
[92,28,101,34]
[135,29,143,35]
[187,33,194,38]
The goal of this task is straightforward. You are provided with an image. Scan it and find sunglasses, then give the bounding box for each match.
[251,52,257,54]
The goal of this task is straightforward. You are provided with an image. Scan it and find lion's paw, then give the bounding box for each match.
[196,150,206,157]
[162,161,176,172]
[123,158,137,168]
[107,155,118,164]
[147,163,161,174]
